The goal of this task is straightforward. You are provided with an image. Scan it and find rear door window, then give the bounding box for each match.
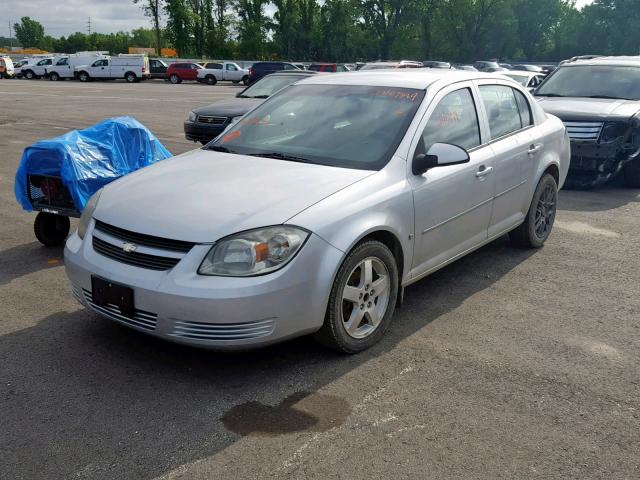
[513,89,533,127]
[479,85,523,139]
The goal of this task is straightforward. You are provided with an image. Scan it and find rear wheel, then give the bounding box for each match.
[34,212,71,247]
[242,75,249,86]
[24,70,35,80]
[510,173,558,248]
[125,71,137,83]
[169,74,181,84]
[49,72,60,81]
[623,160,640,188]
[314,240,398,353]
[78,71,90,82]
[205,75,217,85]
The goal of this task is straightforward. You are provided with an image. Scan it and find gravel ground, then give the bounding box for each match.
[1,79,639,480]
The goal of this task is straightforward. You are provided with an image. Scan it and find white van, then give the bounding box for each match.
[21,57,54,79]
[47,52,109,81]
[0,56,15,78]
[75,54,151,83]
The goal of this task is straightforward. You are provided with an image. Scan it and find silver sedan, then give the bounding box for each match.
[64,70,570,353]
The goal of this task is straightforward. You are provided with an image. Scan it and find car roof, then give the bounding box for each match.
[268,70,317,76]
[565,56,640,67]
[297,69,504,89]
[502,71,540,78]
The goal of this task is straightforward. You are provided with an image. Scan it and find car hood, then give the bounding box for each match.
[193,98,263,117]
[93,149,373,243]
[536,97,640,122]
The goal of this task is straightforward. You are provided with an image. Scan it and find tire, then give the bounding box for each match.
[78,71,90,82]
[125,72,137,83]
[24,70,35,80]
[510,173,558,248]
[49,72,59,81]
[34,212,71,247]
[314,240,398,353]
[205,75,217,85]
[242,75,249,86]
[623,160,640,188]
[169,74,181,84]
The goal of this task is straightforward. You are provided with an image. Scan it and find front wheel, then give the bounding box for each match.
[314,240,398,353]
[510,173,558,248]
[34,212,70,247]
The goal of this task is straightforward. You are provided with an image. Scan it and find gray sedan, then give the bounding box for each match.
[64,70,570,353]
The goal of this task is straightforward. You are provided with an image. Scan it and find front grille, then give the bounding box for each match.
[170,319,275,341]
[94,220,195,253]
[197,115,227,125]
[563,121,603,141]
[93,236,181,271]
[83,288,157,331]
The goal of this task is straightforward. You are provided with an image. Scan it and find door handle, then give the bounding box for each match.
[528,144,543,155]
[476,166,493,178]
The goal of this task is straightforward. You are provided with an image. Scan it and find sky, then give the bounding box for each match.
[5,0,596,38]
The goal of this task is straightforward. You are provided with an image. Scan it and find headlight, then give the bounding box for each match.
[198,226,309,276]
[230,115,243,124]
[600,121,627,143]
[77,189,102,239]
[188,111,197,122]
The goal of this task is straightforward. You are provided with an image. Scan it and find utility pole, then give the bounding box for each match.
[87,16,91,35]
[8,21,13,48]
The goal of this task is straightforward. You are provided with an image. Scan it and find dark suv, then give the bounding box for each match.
[535,56,640,188]
[184,71,317,144]
[247,62,299,84]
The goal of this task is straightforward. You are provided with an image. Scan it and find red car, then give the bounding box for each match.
[166,62,202,84]
[307,63,351,72]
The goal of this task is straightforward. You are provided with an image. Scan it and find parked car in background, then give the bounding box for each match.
[535,56,640,188]
[359,60,423,70]
[0,56,15,78]
[512,64,543,73]
[540,64,557,75]
[184,70,318,144]
[21,57,54,79]
[75,55,150,83]
[47,52,108,81]
[423,61,451,69]
[453,64,478,71]
[474,61,507,72]
[197,61,250,85]
[166,62,203,83]
[499,63,514,70]
[307,63,351,72]
[502,71,545,92]
[66,70,569,353]
[13,59,28,78]
[293,63,307,70]
[247,61,300,84]
[149,59,168,79]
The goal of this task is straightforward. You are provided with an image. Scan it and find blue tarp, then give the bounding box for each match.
[15,116,172,212]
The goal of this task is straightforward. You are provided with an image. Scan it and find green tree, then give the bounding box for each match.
[356,0,418,60]
[234,0,270,58]
[165,0,194,56]
[14,17,45,48]
[133,0,164,55]
[513,0,563,60]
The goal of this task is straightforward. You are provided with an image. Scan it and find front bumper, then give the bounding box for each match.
[567,140,640,188]
[183,121,225,143]
[64,223,343,350]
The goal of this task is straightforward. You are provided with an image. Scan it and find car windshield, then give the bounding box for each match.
[209,84,424,170]
[536,65,640,100]
[239,75,308,98]
[504,74,529,86]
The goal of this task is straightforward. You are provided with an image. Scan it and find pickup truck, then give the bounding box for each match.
[197,62,250,86]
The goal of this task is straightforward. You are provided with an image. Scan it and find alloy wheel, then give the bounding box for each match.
[534,182,556,239]
[341,257,390,339]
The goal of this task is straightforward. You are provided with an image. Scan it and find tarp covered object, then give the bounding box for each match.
[15,116,172,212]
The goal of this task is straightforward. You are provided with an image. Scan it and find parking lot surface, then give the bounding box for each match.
[1,79,639,480]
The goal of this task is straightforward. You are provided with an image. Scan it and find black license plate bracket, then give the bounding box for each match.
[91,276,135,317]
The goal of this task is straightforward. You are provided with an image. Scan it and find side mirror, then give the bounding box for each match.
[412,143,470,175]
[235,92,241,98]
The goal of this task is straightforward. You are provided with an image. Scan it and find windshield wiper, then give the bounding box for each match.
[248,94,269,99]
[535,93,565,97]
[248,152,315,164]
[585,95,636,101]
[205,145,236,153]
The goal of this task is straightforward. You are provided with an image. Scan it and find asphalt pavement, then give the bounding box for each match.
[1,79,639,480]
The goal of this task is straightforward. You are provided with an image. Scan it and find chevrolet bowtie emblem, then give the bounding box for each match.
[122,242,137,253]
